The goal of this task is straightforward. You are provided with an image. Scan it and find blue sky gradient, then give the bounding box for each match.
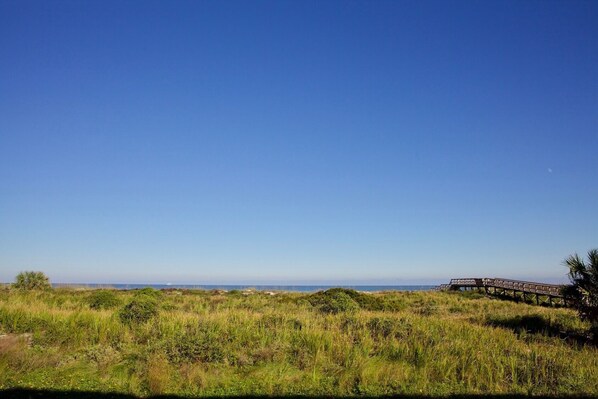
[1,0,597,284]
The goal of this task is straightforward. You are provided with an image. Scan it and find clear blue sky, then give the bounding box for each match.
[1,0,596,284]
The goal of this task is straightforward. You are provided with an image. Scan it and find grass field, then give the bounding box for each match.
[0,286,596,397]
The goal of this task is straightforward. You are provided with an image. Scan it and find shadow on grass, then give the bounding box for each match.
[1,389,597,399]
[485,314,592,346]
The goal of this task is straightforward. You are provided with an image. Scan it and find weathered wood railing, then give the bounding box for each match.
[438,277,567,306]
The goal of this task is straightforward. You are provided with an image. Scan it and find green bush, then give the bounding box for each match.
[119,296,159,324]
[133,287,162,298]
[307,288,391,313]
[307,288,360,314]
[13,271,51,290]
[88,290,121,310]
[162,325,226,364]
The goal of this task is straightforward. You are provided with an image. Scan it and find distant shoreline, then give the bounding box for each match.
[43,283,435,292]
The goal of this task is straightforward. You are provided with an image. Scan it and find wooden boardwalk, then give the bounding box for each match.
[438,277,566,306]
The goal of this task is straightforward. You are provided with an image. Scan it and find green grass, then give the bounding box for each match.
[0,286,596,397]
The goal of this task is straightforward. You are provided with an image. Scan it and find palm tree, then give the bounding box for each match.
[562,249,598,336]
[13,271,51,290]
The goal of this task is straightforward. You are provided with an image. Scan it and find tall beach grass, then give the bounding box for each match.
[0,286,596,396]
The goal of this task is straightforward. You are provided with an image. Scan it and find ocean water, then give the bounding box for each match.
[52,283,434,292]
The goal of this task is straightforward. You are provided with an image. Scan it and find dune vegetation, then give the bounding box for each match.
[0,286,597,397]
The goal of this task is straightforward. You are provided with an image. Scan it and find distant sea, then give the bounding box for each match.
[51,283,434,292]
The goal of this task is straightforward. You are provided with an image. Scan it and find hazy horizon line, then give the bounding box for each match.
[0,276,569,286]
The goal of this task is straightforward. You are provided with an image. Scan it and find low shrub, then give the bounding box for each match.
[88,290,121,310]
[134,287,162,299]
[307,288,390,313]
[307,288,360,314]
[119,296,159,324]
[162,324,226,364]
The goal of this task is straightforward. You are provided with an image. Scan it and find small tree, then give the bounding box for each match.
[13,271,51,290]
[562,249,598,336]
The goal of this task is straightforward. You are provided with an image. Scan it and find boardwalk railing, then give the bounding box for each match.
[481,278,563,297]
[439,277,567,305]
[447,278,484,288]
